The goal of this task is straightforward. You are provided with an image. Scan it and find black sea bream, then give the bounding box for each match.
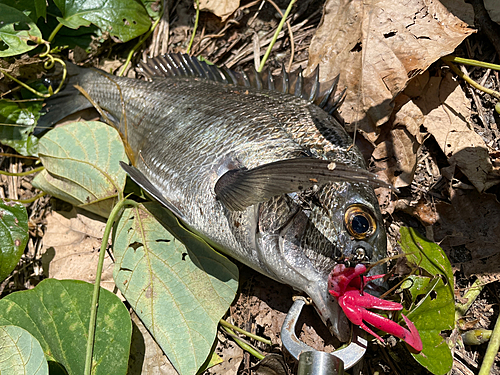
[40,54,389,341]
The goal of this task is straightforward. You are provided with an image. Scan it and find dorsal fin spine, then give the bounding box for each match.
[139,53,343,113]
[266,67,275,91]
[309,66,320,102]
[252,66,263,90]
[294,67,303,98]
[281,63,289,93]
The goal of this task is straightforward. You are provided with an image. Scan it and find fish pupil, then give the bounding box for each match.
[352,215,370,234]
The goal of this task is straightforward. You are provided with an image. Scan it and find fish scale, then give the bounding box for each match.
[39,54,388,342]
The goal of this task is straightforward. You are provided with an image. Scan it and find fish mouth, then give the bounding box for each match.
[303,279,352,342]
[275,210,354,342]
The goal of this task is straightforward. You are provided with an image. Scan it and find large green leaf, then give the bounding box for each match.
[0,4,42,57]
[0,279,131,375]
[32,121,127,217]
[0,325,48,375]
[399,227,454,375]
[0,99,41,156]
[0,0,46,21]
[53,0,151,42]
[113,202,239,375]
[0,200,28,283]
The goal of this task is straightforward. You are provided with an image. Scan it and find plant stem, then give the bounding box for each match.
[186,0,200,54]
[84,198,138,375]
[0,166,44,177]
[0,58,66,97]
[444,60,500,100]
[0,69,50,98]
[4,192,46,204]
[442,55,500,71]
[478,312,500,375]
[48,22,64,43]
[455,278,484,320]
[118,13,164,77]
[264,0,295,72]
[219,319,272,345]
[222,326,265,360]
[258,0,296,72]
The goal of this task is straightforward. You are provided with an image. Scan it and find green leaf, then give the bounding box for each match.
[32,121,127,217]
[0,4,42,57]
[0,200,28,283]
[0,99,41,156]
[53,0,151,42]
[0,325,49,375]
[0,279,132,375]
[140,0,162,20]
[399,227,454,375]
[113,202,239,375]
[0,0,46,21]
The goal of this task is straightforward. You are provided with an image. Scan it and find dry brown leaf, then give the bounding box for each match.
[128,313,179,374]
[432,189,500,276]
[461,253,500,278]
[40,209,115,292]
[485,0,500,25]
[372,95,425,188]
[208,336,244,375]
[415,72,493,192]
[306,0,474,139]
[198,0,239,21]
[440,0,474,26]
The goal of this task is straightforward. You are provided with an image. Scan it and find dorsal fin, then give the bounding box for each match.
[137,53,344,112]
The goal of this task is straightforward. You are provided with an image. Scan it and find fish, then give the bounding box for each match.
[39,53,389,342]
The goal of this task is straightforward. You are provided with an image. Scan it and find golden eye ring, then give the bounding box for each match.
[344,205,377,239]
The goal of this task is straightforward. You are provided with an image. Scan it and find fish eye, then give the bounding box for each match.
[344,205,377,239]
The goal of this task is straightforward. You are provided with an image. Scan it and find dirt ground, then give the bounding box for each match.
[1,0,500,374]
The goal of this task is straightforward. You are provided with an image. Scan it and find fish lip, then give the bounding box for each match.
[255,222,352,342]
[303,279,351,342]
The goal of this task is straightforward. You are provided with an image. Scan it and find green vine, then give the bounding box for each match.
[84,197,138,375]
[186,0,200,55]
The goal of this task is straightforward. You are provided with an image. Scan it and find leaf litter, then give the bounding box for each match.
[2,0,500,374]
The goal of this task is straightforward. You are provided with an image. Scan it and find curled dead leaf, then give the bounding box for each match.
[306,0,474,139]
[40,208,115,292]
[415,72,493,192]
[432,189,500,276]
[372,95,426,188]
[198,0,239,21]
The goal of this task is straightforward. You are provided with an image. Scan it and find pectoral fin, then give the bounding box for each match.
[214,157,395,211]
[119,161,186,220]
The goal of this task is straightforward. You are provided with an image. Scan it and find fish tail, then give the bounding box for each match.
[35,63,99,135]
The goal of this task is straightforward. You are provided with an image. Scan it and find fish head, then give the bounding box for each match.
[255,180,386,342]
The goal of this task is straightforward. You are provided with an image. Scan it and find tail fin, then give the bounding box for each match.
[35,63,94,135]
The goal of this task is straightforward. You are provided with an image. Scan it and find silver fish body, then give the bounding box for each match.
[41,55,387,341]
